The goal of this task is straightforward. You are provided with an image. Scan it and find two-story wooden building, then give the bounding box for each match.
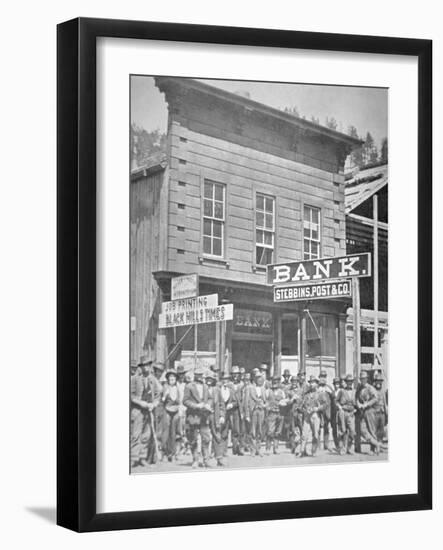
[130,77,361,380]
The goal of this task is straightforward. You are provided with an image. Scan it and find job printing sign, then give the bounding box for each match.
[161,294,218,314]
[267,253,371,285]
[274,279,352,303]
[159,304,233,328]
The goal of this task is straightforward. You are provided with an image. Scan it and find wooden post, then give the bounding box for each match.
[274,312,282,378]
[373,194,379,368]
[300,310,307,374]
[352,277,361,380]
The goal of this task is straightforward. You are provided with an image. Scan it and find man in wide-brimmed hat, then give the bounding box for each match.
[183,366,213,468]
[300,375,323,457]
[205,371,226,466]
[356,370,381,455]
[372,373,388,450]
[335,374,357,455]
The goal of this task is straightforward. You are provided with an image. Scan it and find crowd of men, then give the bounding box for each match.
[131,356,388,470]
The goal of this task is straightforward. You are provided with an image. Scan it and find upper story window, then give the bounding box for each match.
[303,204,321,260]
[256,193,275,266]
[203,180,225,257]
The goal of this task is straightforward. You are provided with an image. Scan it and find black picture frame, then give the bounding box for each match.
[57,17,432,532]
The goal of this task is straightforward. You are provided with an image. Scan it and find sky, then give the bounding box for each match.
[131,75,388,147]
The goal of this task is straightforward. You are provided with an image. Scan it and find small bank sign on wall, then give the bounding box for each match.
[267,253,371,285]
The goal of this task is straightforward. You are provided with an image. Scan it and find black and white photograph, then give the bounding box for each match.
[130,76,388,473]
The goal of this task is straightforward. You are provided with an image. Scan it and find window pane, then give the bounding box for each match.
[303,205,310,221]
[203,219,211,237]
[256,211,264,227]
[265,213,273,230]
[204,182,213,199]
[311,226,319,240]
[265,248,273,264]
[204,199,213,217]
[312,242,319,258]
[214,184,224,202]
[256,194,264,211]
[311,207,319,225]
[213,220,222,238]
[304,239,310,254]
[265,197,274,213]
[203,236,212,254]
[264,231,273,245]
[213,238,222,256]
[256,246,265,265]
[213,201,223,219]
[256,229,263,243]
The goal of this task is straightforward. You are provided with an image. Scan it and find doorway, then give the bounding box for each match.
[231,339,273,373]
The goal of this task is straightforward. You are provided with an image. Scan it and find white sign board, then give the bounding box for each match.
[161,294,218,314]
[171,274,199,301]
[159,304,233,329]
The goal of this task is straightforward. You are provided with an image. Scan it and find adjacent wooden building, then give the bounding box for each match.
[131,77,361,380]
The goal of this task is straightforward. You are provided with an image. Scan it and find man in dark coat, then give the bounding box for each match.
[220,372,242,457]
[318,370,334,452]
[301,375,324,457]
[356,370,381,455]
[205,372,226,466]
[183,366,213,468]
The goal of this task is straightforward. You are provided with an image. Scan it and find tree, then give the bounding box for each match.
[310,115,320,125]
[284,105,301,117]
[131,124,167,168]
[380,137,388,163]
[325,116,338,131]
[362,131,378,166]
[347,125,363,167]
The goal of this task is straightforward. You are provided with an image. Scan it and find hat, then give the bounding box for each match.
[176,364,185,374]
[272,375,281,382]
[231,365,240,374]
[319,370,327,378]
[252,367,260,375]
[345,374,354,382]
[260,364,268,370]
[283,369,291,376]
[205,372,217,381]
[298,370,306,377]
[360,370,369,378]
[309,375,318,383]
[138,354,152,367]
[165,368,177,379]
[153,362,165,371]
[373,374,384,382]
[194,366,205,376]
[239,367,246,374]
[333,377,340,384]
[290,375,298,382]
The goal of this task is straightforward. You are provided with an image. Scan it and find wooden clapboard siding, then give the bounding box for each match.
[164,120,346,283]
[130,167,167,363]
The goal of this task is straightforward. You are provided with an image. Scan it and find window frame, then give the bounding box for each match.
[201,179,226,259]
[254,191,276,268]
[303,203,322,260]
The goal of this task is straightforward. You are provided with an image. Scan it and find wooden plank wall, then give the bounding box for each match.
[130,168,167,363]
[166,120,346,285]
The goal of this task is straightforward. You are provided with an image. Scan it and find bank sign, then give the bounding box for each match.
[267,253,371,285]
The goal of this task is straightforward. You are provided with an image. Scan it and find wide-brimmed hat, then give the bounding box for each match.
[194,366,205,376]
[360,370,369,379]
[319,370,327,378]
[259,364,268,370]
[309,375,318,383]
[176,364,185,374]
[152,362,165,372]
[205,372,217,381]
[138,355,152,367]
[272,376,281,382]
[231,365,240,374]
[165,368,177,379]
[283,369,291,376]
[332,377,340,384]
[345,374,354,382]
